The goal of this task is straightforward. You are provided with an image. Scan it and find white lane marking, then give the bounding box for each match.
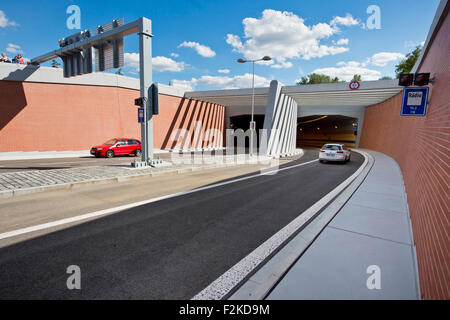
[0,158,318,241]
[192,150,369,300]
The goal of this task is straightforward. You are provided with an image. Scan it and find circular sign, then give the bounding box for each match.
[349,81,360,90]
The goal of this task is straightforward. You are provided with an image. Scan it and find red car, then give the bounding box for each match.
[90,138,142,158]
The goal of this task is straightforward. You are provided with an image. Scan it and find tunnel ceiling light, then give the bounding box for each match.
[297,115,328,125]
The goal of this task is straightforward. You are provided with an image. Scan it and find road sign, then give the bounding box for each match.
[401,87,429,116]
[94,18,124,72]
[349,81,360,90]
[352,123,358,131]
[58,30,93,77]
[138,108,145,123]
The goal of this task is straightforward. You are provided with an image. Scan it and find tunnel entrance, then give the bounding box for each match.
[230,115,265,148]
[296,115,357,148]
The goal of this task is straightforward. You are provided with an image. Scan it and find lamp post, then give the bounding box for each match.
[237,56,271,156]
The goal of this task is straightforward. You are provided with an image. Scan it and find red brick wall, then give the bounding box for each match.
[0,81,225,152]
[360,8,449,300]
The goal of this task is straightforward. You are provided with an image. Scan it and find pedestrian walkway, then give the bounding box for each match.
[267,150,420,299]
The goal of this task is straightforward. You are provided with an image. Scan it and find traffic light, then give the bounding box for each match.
[135,97,144,107]
[414,73,430,86]
[150,83,159,115]
[398,74,414,86]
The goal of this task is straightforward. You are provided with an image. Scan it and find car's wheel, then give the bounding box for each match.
[135,149,142,157]
[347,155,351,162]
[319,160,324,163]
[105,150,114,158]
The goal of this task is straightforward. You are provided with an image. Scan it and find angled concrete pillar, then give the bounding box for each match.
[263,80,298,157]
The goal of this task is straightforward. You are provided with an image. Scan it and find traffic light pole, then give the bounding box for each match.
[30,17,158,167]
[138,18,153,164]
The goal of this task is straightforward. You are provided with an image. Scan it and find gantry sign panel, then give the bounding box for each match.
[94,18,124,72]
[57,18,125,77]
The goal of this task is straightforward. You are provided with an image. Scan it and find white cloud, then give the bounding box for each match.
[170,79,195,91]
[225,9,352,69]
[218,69,230,74]
[334,38,349,46]
[336,61,362,67]
[271,61,293,69]
[124,53,185,72]
[6,43,23,54]
[178,41,216,58]
[153,56,185,72]
[171,73,271,91]
[404,40,426,49]
[170,53,179,58]
[0,10,18,28]
[369,52,404,67]
[330,13,360,27]
[312,64,381,81]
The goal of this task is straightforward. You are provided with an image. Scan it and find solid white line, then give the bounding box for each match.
[192,150,369,300]
[0,158,318,241]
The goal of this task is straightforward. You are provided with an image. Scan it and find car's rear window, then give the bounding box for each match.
[322,145,342,151]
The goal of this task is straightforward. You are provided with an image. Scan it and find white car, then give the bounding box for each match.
[319,144,351,163]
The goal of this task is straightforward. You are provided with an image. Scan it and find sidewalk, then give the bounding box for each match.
[266,150,420,299]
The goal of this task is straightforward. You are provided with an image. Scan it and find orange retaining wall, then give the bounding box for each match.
[359,8,449,299]
[0,81,225,152]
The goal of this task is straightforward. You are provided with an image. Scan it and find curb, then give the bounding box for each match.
[227,149,374,300]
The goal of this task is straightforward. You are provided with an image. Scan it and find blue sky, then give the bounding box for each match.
[0,0,440,91]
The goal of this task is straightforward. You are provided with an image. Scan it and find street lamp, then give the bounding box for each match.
[237,56,271,156]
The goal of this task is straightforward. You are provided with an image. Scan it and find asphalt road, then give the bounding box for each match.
[0,150,364,299]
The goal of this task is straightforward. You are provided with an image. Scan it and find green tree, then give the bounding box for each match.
[379,76,393,80]
[297,73,341,85]
[352,74,362,82]
[395,46,422,78]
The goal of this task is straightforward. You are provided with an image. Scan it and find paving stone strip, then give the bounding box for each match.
[0,155,271,194]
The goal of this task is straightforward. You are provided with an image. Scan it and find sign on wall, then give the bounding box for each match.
[349,81,360,90]
[401,87,429,116]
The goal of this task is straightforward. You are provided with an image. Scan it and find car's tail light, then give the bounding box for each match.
[320,150,325,152]
[337,151,344,153]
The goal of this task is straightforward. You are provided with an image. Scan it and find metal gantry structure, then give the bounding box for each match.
[31,17,157,166]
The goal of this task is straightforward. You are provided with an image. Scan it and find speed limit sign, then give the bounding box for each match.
[349,81,360,90]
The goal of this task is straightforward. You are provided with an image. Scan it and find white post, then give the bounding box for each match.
[250,60,255,157]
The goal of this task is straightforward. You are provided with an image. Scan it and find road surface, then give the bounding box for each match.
[0,150,364,299]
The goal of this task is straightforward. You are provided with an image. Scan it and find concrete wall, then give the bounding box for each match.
[359,2,449,299]
[0,64,224,152]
